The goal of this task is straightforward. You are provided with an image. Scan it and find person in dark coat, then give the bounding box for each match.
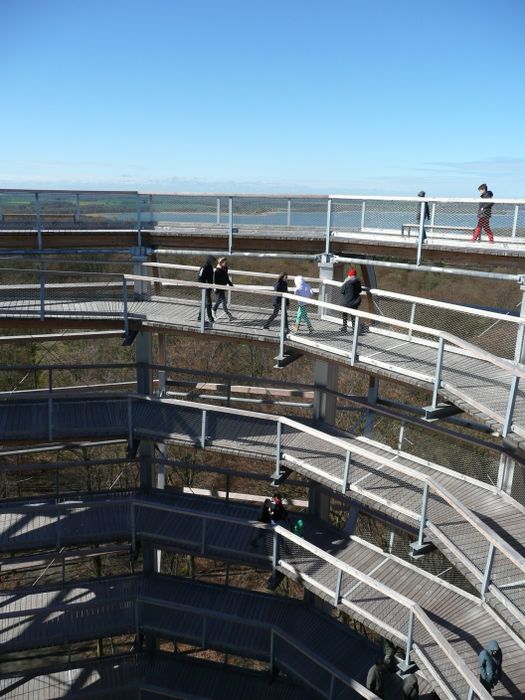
[250,498,272,548]
[472,184,495,242]
[212,257,235,320]
[401,673,419,699]
[416,190,430,243]
[479,639,502,694]
[340,268,362,332]
[366,658,385,698]
[263,272,289,331]
[197,255,217,323]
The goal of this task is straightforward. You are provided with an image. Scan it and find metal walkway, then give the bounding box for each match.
[0,490,522,698]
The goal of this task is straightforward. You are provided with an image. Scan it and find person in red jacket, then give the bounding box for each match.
[472,184,495,242]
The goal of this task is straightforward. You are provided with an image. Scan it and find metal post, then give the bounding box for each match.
[329,675,335,700]
[403,608,414,669]
[278,296,287,361]
[430,202,436,229]
[416,483,429,548]
[269,629,275,674]
[275,421,282,479]
[511,205,519,238]
[325,198,332,254]
[200,288,206,333]
[503,376,519,437]
[360,201,366,230]
[466,688,475,700]
[39,261,46,321]
[201,410,207,449]
[216,197,221,224]
[416,200,426,265]
[201,518,207,554]
[287,198,291,226]
[342,449,351,494]
[35,192,42,249]
[149,194,153,225]
[48,394,53,441]
[0,194,3,224]
[480,543,495,600]
[333,568,343,605]
[408,302,416,340]
[123,277,129,338]
[350,316,360,365]
[431,337,445,409]
[228,197,233,254]
[131,502,136,558]
[127,396,133,450]
[272,530,279,571]
[75,193,80,224]
[136,193,142,247]
[201,617,207,648]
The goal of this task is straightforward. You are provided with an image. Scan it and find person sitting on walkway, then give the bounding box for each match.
[479,639,502,695]
[472,184,495,243]
[292,275,314,333]
[340,268,362,333]
[263,272,289,331]
[212,257,235,320]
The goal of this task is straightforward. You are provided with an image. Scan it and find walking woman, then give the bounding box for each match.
[263,272,289,331]
[292,275,314,333]
[212,257,235,320]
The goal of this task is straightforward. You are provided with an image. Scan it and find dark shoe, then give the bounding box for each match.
[263,325,270,330]
[308,327,314,334]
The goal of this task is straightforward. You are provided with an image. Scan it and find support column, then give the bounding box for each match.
[361,264,380,438]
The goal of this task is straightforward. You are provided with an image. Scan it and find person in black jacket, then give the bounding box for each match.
[263,272,290,331]
[212,257,235,320]
[250,498,272,548]
[197,255,217,323]
[416,190,430,243]
[340,268,362,332]
[472,184,495,242]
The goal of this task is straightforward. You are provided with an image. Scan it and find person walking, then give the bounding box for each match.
[212,257,235,320]
[292,275,314,333]
[366,658,385,698]
[340,268,362,333]
[196,255,217,323]
[263,272,290,331]
[472,184,495,243]
[416,190,430,243]
[479,640,502,695]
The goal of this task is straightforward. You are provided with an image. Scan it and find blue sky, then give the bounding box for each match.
[1,0,524,196]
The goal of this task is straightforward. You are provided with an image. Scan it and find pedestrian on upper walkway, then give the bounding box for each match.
[270,493,291,527]
[292,275,313,333]
[213,257,235,320]
[340,268,362,333]
[479,639,502,695]
[472,184,495,243]
[416,190,430,243]
[250,498,272,548]
[197,255,217,323]
[263,272,289,331]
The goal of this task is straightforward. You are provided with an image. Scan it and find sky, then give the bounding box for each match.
[1,0,524,197]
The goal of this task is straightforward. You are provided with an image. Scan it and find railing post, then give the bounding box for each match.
[278,296,287,361]
[431,337,445,409]
[149,194,154,225]
[360,201,366,230]
[416,484,429,548]
[350,316,360,365]
[408,302,416,340]
[480,543,495,600]
[127,396,133,451]
[399,608,414,672]
[503,376,519,437]
[325,198,332,254]
[74,193,80,224]
[48,393,53,441]
[416,200,426,265]
[272,529,279,572]
[333,568,343,605]
[511,205,519,238]
[200,288,206,333]
[274,421,282,480]
[39,261,46,321]
[123,277,129,339]
[228,196,233,254]
[136,193,142,247]
[200,409,207,449]
[342,449,351,494]
[430,201,436,229]
[131,501,136,558]
[35,192,42,249]
[201,617,207,648]
[466,688,475,700]
[329,674,336,700]
[216,197,221,224]
[287,198,292,226]
[269,629,275,674]
[201,518,207,554]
